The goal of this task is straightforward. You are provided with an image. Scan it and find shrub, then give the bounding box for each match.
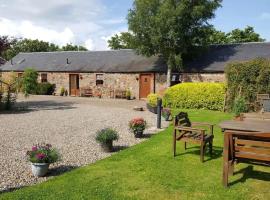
[162,108,171,118]
[147,93,160,107]
[225,58,270,111]
[22,68,38,96]
[126,89,131,97]
[60,87,65,96]
[95,128,119,144]
[36,83,56,95]
[233,96,248,116]
[163,83,225,111]
[129,117,147,132]
[26,143,60,164]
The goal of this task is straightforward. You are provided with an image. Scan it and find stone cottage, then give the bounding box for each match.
[0,50,168,99]
[1,42,270,98]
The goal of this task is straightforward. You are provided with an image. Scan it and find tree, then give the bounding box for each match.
[62,43,88,51]
[108,32,136,50]
[2,39,60,60]
[227,26,265,43]
[21,68,38,97]
[208,26,265,44]
[0,36,17,59]
[128,0,222,87]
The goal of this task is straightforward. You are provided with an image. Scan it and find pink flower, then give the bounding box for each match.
[32,146,38,151]
[36,153,46,160]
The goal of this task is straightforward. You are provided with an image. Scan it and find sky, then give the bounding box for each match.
[0,0,269,51]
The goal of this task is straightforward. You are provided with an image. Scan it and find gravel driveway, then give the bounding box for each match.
[0,95,168,192]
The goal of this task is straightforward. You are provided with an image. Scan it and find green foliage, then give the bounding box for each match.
[60,87,66,96]
[233,96,248,116]
[35,83,56,95]
[163,83,225,111]
[61,43,88,51]
[21,68,38,96]
[147,93,160,107]
[225,58,270,110]
[128,0,221,85]
[208,26,265,45]
[108,32,136,50]
[27,144,60,164]
[95,128,119,144]
[126,89,131,97]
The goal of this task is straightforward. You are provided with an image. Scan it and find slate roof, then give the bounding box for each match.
[0,50,167,73]
[184,42,270,72]
[1,42,270,73]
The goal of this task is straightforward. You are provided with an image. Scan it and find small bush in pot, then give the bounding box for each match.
[233,96,248,120]
[60,87,65,96]
[95,128,119,152]
[129,117,147,138]
[146,93,160,114]
[162,108,171,121]
[26,143,60,177]
[126,89,131,100]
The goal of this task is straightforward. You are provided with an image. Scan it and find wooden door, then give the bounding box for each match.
[69,74,80,96]
[139,74,152,98]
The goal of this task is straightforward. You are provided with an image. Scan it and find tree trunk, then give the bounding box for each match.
[166,67,172,88]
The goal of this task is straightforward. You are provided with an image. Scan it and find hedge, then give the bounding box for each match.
[225,58,270,110]
[163,83,225,111]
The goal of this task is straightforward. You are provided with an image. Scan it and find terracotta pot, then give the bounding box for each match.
[234,115,242,121]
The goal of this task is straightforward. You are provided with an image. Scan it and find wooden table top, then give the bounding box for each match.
[219,120,270,132]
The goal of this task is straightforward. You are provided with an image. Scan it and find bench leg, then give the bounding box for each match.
[184,142,187,150]
[200,143,205,162]
[223,133,230,187]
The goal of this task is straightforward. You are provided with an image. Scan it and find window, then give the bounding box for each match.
[18,72,23,78]
[41,73,48,83]
[96,74,104,86]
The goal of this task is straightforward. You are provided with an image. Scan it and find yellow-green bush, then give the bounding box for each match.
[163,83,226,111]
[147,93,160,107]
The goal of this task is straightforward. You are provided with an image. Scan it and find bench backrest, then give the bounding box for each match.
[174,112,191,127]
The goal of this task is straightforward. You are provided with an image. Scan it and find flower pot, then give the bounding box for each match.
[31,163,49,177]
[134,130,144,138]
[234,115,243,121]
[100,141,113,152]
[146,103,157,114]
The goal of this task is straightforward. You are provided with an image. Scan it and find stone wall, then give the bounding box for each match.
[181,73,225,83]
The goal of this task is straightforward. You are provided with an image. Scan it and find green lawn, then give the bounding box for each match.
[1,110,270,200]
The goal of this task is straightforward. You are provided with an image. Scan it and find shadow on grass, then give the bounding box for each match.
[0,100,76,114]
[229,165,270,186]
[113,145,129,152]
[48,165,78,177]
[174,146,223,161]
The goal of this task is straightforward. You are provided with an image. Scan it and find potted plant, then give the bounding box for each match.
[233,96,248,121]
[126,89,131,100]
[146,93,160,114]
[26,143,60,177]
[129,117,147,138]
[95,128,119,152]
[60,87,65,96]
[162,108,171,121]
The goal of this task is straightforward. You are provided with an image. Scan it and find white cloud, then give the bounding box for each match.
[259,12,270,20]
[0,0,129,50]
[0,18,75,46]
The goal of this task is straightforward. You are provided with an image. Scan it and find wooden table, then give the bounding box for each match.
[219,120,270,187]
[219,120,270,133]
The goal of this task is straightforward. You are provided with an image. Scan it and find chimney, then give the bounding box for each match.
[11,59,13,65]
[66,58,70,64]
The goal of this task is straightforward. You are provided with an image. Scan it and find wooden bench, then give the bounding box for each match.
[80,87,93,97]
[173,112,214,162]
[223,130,270,187]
